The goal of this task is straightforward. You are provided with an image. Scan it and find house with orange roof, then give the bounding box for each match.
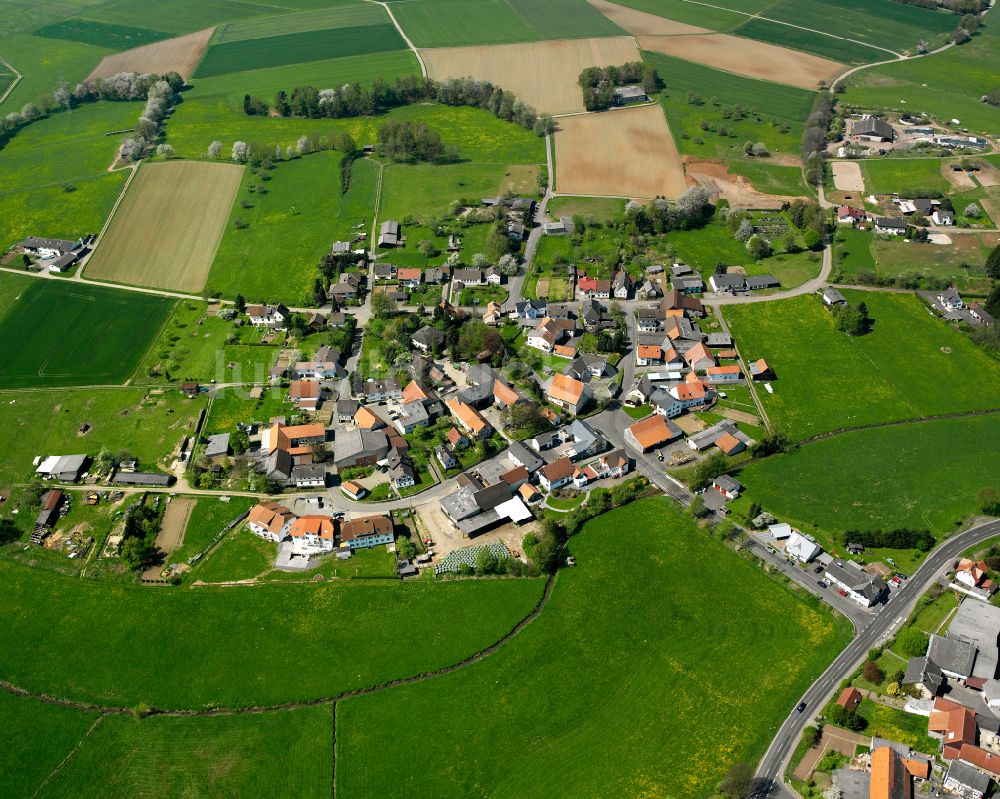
[290,515,335,554]
[397,267,423,288]
[636,345,663,366]
[482,300,504,326]
[340,480,367,501]
[354,405,387,430]
[499,466,529,490]
[527,317,575,353]
[492,380,522,409]
[715,432,746,456]
[446,427,470,450]
[401,379,430,403]
[339,514,394,550]
[518,482,541,504]
[289,379,322,411]
[954,559,997,598]
[446,398,492,439]
[705,364,741,383]
[683,342,715,371]
[749,358,774,380]
[543,373,592,415]
[553,343,576,358]
[837,687,862,711]
[247,502,295,542]
[624,414,681,452]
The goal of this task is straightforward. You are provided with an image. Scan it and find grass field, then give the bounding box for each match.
[37,705,333,798]
[33,18,169,50]
[729,159,806,195]
[738,413,1000,539]
[860,158,951,195]
[0,559,546,709]
[193,527,274,582]
[195,23,406,78]
[611,0,747,31]
[0,276,173,388]
[80,0,283,34]
[165,495,256,568]
[380,162,514,221]
[723,292,1000,439]
[86,161,244,292]
[547,195,626,221]
[337,498,850,797]
[733,18,888,64]
[643,51,811,159]
[0,32,108,111]
[214,5,386,42]
[207,151,375,305]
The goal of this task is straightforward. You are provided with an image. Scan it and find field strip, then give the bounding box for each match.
[30,715,105,799]
[0,52,22,106]
[367,0,427,77]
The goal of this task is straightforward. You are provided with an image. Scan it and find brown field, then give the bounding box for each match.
[831,161,865,192]
[87,28,214,81]
[942,161,977,190]
[588,0,711,35]
[421,37,641,115]
[85,161,243,292]
[156,497,196,553]
[638,33,844,90]
[554,104,686,199]
[684,159,799,208]
[976,161,1000,188]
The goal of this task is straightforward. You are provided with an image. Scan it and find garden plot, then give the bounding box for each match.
[831,161,864,192]
[421,36,641,115]
[554,104,686,198]
[87,27,214,80]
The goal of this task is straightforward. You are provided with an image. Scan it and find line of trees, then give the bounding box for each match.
[891,0,986,14]
[121,78,177,162]
[579,61,659,111]
[838,527,935,551]
[801,93,835,186]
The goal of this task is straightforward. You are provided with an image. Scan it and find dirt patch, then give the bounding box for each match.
[421,37,641,115]
[87,28,214,81]
[684,158,796,209]
[928,233,952,245]
[831,161,865,192]
[156,497,195,554]
[535,278,550,297]
[718,407,760,425]
[793,726,871,780]
[555,105,686,199]
[673,414,707,435]
[976,161,1000,187]
[588,0,711,35]
[942,161,977,190]
[638,33,844,90]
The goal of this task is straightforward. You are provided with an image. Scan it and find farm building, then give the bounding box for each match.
[378,220,402,248]
[614,85,647,105]
[35,454,89,482]
[624,414,681,452]
[110,471,176,487]
[849,115,894,142]
[22,237,81,258]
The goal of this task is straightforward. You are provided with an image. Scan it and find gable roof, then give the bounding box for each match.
[542,456,574,482]
[546,373,586,404]
[684,342,714,366]
[627,414,678,449]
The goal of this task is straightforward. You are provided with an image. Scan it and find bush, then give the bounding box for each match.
[895,626,928,658]
[827,703,867,731]
[862,660,884,684]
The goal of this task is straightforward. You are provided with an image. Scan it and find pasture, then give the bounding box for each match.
[0,558,546,709]
[639,33,843,90]
[0,32,108,110]
[0,277,173,388]
[34,18,169,50]
[722,292,1000,439]
[213,4,386,42]
[336,498,850,797]
[86,27,214,80]
[728,159,806,196]
[421,36,641,115]
[85,161,244,293]
[732,18,887,64]
[554,104,686,198]
[195,23,406,78]
[860,158,950,195]
[37,706,333,798]
[380,163,517,221]
[738,413,1000,538]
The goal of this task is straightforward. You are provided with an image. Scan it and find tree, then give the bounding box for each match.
[156,143,174,158]
[985,244,1000,280]
[120,536,157,571]
[371,291,394,318]
[828,704,867,731]
[0,517,19,545]
[862,660,885,684]
[746,234,771,260]
[689,495,708,518]
[895,626,928,658]
[234,293,247,312]
[208,140,222,159]
[692,451,728,491]
[978,486,999,514]
[475,546,499,575]
[953,27,971,44]
[395,535,417,560]
[533,115,555,136]
[231,141,248,163]
[751,142,769,157]
[719,763,754,799]
[964,202,982,218]
[734,218,754,242]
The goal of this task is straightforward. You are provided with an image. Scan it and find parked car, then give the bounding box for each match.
[838,589,848,598]
[817,580,828,588]
[889,577,902,588]
[813,565,823,573]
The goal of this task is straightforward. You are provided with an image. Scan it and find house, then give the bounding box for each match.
[956,559,993,590]
[784,530,822,563]
[544,373,592,415]
[875,217,908,236]
[446,427,470,450]
[22,236,80,258]
[506,440,543,473]
[354,405,387,430]
[482,300,504,326]
[246,303,291,329]
[822,287,847,307]
[933,209,955,226]
[612,270,631,299]
[577,277,611,300]
[705,332,732,348]
[614,85,647,105]
[411,325,445,353]
[396,267,422,289]
[527,317,574,353]
[435,444,459,470]
[394,400,430,434]
[339,514,394,549]
[204,433,231,464]
[563,419,607,460]
[260,448,294,485]
[705,364,741,383]
[710,273,746,293]
[624,414,681,452]
[378,220,402,248]
[289,380,322,411]
[295,361,342,380]
[686,420,747,451]
[711,474,741,500]
[519,483,541,504]
[336,399,360,424]
[373,262,396,281]
[508,220,525,241]
[387,451,416,489]
[637,307,662,332]
[292,463,326,488]
[424,267,446,284]
[970,304,996,327]
[360,378,402,403]
[674,276,704,294]
[849,115,894,142]
[636,345,663,366]
[594,449,630,478]
[903,656,945,699]
[341,480,367,501]
[684,342,716,371]
[333,428,390,468]
[515,299,547,320]
[927,634,976,680]
[745,274,779,291]
[663,288,704,317]
[937,287,964,312]
[499,465,529,491]
[944,760,991,799]
[446,398,492,439]
[837,205,867,225]
[492,379,523,409]
[539,457,574,491]
[47,250,80,272]
[824,560,887,607]
[837,687,862,711]
[749,358,773,380]
[452,268,484,287]
[485,266,502,285]
[328,274,362,302]
[564,353,608,381]
[247,502,295,542]
[543,217,575,235]
[579,299,614,331]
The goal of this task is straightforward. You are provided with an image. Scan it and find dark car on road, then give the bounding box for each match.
[796,702,807,713]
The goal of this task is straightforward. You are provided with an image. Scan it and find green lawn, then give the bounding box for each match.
[0,33,108,112]
[37,705,333,798]
[832,225,878,280]
[193,527,274,582]
[380,162,519,220]
[729,159,806,196]
[262,545,398,580]
[860,158,951,195]
[166,496,256,568]
[336,497,850,798]
[723,291,1000,439]
[0,558,546,708]
[738,413,1000,537]
[203,387,294,437]
[856,698,941,754]
[0,276,173,388]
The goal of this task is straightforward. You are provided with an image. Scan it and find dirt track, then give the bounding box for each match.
[157,497,196,553]
[87,28,214,81]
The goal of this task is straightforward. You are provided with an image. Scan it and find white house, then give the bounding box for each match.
[932,208,955,226]
[824,560,887,607]
[247,502,295,542]
[289,515,335,555]
[539,457,574,491]
[246,303,291,329]
[937,287,963,312]
[874,217,907,236]
[784,531,822,563]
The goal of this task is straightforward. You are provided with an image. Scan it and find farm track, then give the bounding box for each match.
[0,572,556,717]
[367,0,427,77]
[0,52,22,106]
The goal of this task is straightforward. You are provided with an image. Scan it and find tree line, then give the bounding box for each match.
[838,527,935,551]
[578,62,659,111]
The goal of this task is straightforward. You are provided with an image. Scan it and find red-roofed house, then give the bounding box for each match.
[705,364,741,383]
[577,277,610,299]
[837,687,862,711]
[636,345,663,366]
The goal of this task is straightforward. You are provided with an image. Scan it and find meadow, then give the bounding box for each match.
[0,277,173,388]
[336,498,850,798]
[643,51,811,159]
[79,0,284,34]
[380,162,514,220]
[734,18,886,64]
[203,386,292,434]
[547,196,626,221]
[37,706,333,798]
[611,0,746,31]
[871,235,995,291]
[0,559,546,709]
[860,157,951,195]
[0,32,108,110]
[33,18,169,50]
[729,159,806,196]
[723,291,1000,439]
[195,23,406,78]
[164,495,256,568]
[213,4,386,42]
[192,527,275,582]
[738,414,1000,540]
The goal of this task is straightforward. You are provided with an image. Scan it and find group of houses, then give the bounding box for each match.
[21,236,86,272]
[246,501,394,556]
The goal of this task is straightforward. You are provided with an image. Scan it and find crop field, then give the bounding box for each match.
[728,159,806,196]
[639,33,843,90]
[86,27,214,80]
[214,4,386,42]
[732,18,887,64]
[337,498,850,797]
[80,0,282,34]
[0,277,173,388]
[34,18,169,50]
[207,152,374,305]
[503,0,626,39]
[644,51,811,159]
[555,104,687,198]
[608,0,747,31]
[37,706,333,798]
[0,559,546,709]
[723,292,1000,439]
[0,32,108,110]
[588,0,712,35]
[860,158,950,195]
[739,414,1000,537]
[85,161,243,292]
[195,23,405,78]
[421,36,640,115]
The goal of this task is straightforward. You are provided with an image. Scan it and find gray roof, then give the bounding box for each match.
[292,463,326,482]
[705,333,732,347]
[474,483,513,511]
[380,220,400,236]
[333,428,389,466]
[822,287,847,304]
[946,760,991,794]
[903,656,944,695]
[337,398,359,416]
[876,217,908,229]
[453,268,483,284]
[400,400,429,425]
[412,325,445,348]
[850,116,893,139]
[111,471,175,486]
[948,599,1000,680]
[506,440,543,473]
[38,454,88,480]
[204,433,230,458]
[441,486,480,521]
[832,769,870,799]
[745,274,779,290]
[713,474,741,492]
[23,236,79,254]
[566,419,605,453]
[824,560,887,601]
[712,273,745,289]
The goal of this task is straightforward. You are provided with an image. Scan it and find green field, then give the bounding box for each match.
[37,706,333,798]
[729,159,806,196]
[0,32,108,111]
[547,196,626,221]
[0,277,173,388]
[868,234,996,291]
[738,413,1000,538]
[214,4,386,42]
[723,292,1000,439]
[380,163,516,220]
[644,51,812,159]
[192,527,275,582]
[613,0,746,31]
[80,0,284,34]
[195,23,405,78]
[860,158,950,195]
[337,498,850,797]
[0,559,546,708]
[207,151,376,305]
[734,18,889,64]
[33,18,169,50]
[165,496,256,568]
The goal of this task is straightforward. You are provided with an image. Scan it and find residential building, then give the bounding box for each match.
[624,414,681,451]
[446,427,470,450]
[933,209,955,226]
[526,317,574,353]
[341,480,367,501]
[539,456,574,491]
[22,236,80,258]
[944,760,991,799]
[785,531,822,563]
[938,287,964,312]
[613,85,647,104]
[340,514,394,549]
[289,380,322,411]
[749,358,773,380]
[482,300,504,325]
[289,515,335,554]
[515,299,547,320]
[824,560,887,607]
[875,217,908,236]
[354,405,387,430]
[294,361,342,380]
[411,325,445,353]
[373,262,396,280]
[204,433,230,464]
[684,342,716,371]
[247,502,295,542]
[543,373,592,415]
[246,303,291,329]
[745,274,779,291]
[849,115,894,141]
[903,656,945,699]
[636,345,663,366]
[394,400,430,435]
[563,419,607,460]
[435,445,459,470]
[710,273,746,293]
[446,398,492,439]
[577,277,611,300]
[387,450,416,489]
[927,635,976,680]
[837,687,862,711]
[452,268,484,287]
[837,206,867,225]
[705,364,741,383]
[506,440,543,473]
[612,270,631,299]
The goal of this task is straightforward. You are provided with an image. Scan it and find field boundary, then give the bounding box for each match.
[30,715,105,799]
[0,52,22,106]
[367,0,427,77]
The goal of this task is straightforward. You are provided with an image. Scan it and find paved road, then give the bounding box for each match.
[754,518,1000,799]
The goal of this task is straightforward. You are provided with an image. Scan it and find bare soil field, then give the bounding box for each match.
[555,105,686,198]
[831,160,865,192]
[684,159,796,208]
[87,28,214,81]
[638,34,844,90]
[421,37,640,115]
[157,497,196,553]
[976,162,1000,188]
[942,161,976,190]
[588,0,711,35]
[85,161,243,292]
